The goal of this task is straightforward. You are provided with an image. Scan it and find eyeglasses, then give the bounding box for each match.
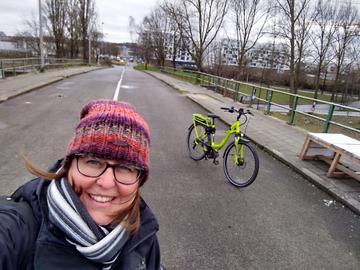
[75,155,141,185]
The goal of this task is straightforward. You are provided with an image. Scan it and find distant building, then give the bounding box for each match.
[207,39,290,72]
[163,32,195,66]
[0,35,30,56]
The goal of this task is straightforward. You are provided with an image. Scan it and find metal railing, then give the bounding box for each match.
[161,67,360,137]
[0,57,86,79]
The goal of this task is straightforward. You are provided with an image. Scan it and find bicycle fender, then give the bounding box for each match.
[239,138,250,143]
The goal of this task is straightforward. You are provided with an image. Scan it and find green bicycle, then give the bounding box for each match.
[187,107,259,187]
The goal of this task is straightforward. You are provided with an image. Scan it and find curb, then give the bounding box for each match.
[145,71,360,216]
[0,67,105,103]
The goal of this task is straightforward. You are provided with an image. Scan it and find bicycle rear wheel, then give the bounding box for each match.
[187,124,207,160]
[223,141,259,187]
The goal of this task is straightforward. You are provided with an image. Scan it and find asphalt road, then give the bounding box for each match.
[0,66,359,269]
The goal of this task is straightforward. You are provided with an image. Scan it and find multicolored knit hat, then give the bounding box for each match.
[66,99,150,185]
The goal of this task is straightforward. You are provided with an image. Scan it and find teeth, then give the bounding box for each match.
[90,194,114,203]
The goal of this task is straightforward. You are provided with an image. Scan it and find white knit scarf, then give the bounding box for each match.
[47,178,129,270]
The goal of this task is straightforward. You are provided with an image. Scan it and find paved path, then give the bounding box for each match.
[146,71,360,215]
[0,65,103,103]
[0,66,359,215]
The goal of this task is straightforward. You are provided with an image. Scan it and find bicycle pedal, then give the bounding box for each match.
[213,159,219,165]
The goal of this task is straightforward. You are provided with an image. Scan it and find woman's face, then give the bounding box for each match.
[67,156,140,225]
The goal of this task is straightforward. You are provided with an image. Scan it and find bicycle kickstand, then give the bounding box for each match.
[213,158,219,165]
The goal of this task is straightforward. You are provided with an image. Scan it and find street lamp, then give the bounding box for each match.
[38,0,44,70]
[88,21,91,65]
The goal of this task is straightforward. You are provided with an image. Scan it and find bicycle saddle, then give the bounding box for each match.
[207,113,219,119]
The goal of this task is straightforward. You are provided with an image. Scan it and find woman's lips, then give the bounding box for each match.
[89,193,115,203]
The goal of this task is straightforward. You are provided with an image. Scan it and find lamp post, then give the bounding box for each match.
[88,21,92,65]
[101,22,104,56]
[38,0,44,70]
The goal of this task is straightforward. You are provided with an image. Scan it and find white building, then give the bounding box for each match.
[206,38,290,72]
[163,32,195,65]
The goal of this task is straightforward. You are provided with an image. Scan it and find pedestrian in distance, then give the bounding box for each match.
[0,99,162,269]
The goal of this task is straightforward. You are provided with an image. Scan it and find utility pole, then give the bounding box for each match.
[88,30,91,65]
[38,0,44,70]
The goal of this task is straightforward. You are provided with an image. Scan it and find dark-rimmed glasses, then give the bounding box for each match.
[75,155,141,185]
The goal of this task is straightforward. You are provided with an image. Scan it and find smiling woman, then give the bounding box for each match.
[0,99,162,270]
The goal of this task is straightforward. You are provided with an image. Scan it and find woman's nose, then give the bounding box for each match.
[96,167,116,188]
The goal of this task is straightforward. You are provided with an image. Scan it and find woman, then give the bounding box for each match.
[0,99,161,269]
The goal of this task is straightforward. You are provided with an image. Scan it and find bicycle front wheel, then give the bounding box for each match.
[223,142,259,187]
[187,124,207,160]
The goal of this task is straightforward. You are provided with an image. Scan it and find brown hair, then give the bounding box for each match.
[21,154,141,235]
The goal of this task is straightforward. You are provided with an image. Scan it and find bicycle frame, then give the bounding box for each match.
[189,109,259,187]
[192,114,242,153]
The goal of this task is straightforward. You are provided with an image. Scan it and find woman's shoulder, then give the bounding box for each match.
[139,198,159,231]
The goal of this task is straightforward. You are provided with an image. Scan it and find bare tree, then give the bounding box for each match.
[67,0,81,58]
[159,2,184,68]
[274,0,311,107]
[142,7,169,67]
[137,22,153,69]
[128,16,137,43]
[163,0,229,71]
[294,2,315,90]
[309,0,337,99]
[231,0,270,73]
[78,0,96,60]
[331,0,359,102]
[14,11,50,57]
[45,0,68,58]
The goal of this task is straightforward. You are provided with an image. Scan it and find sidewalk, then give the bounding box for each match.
[0,67,359,215]
[0,65,104,103]
[146,71,360,215]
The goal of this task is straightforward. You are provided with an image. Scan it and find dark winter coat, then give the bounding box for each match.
[0,178,160,270]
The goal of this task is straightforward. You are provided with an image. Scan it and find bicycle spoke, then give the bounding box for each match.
[187,124,206,160]
[223,142,259,187]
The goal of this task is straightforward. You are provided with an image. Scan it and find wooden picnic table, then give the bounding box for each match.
[299,133,360,181]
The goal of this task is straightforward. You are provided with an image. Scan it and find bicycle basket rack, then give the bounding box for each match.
[193,113,212,127]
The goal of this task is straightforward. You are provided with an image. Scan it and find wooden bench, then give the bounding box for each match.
[299,133,360,181]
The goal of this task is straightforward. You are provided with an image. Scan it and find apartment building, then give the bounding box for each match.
[208,38,290,72]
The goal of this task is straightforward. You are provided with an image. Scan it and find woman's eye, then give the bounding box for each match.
[116,165,134,173]
[86,159,102,167]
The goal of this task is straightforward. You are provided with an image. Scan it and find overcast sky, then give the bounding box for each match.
[0,0,159,43]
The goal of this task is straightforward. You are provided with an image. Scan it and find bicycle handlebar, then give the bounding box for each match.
[220,106,254,116]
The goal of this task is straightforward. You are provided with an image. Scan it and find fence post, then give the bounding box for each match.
[196,72,200,84]
[13,60,16,76]
[249,87,256,108]
[288,96,299,125]
[0,60,4,79]
[265,89,273,114]
[235,82,240,102]
[224,79,228,97]
[217,77,221,94]
[323,104,335,133]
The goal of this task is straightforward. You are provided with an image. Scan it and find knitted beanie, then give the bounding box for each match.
[66,99,150,185]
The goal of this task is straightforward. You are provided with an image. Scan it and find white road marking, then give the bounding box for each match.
[113,67,125,101]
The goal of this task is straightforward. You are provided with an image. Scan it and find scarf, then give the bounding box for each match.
[47,178,129,270]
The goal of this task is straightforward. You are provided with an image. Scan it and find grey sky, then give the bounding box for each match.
[0,0,159,43]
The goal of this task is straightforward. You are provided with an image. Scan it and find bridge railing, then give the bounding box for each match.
[161,67,360,137]
[0,57,86,79]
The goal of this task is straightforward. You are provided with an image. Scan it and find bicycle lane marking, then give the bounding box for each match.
[113,67,125,101]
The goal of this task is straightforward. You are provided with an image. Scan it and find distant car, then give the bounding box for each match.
[181,64,198,71]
